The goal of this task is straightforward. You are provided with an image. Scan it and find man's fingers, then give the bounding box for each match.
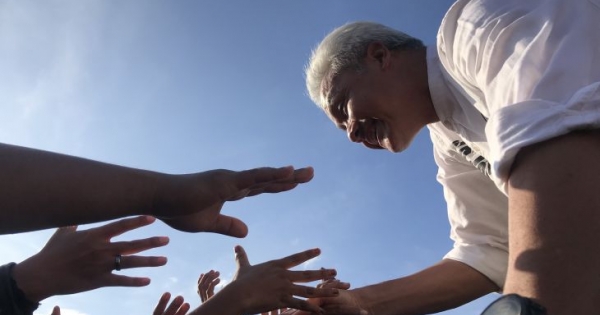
[93,215,156,239]
[317,279,351,290]
[287,269,337,283]
[289,284,339,298]
[282,297,323,314]
[235,245,251,268]
[275,248,321,269]
[153,292,171,315]
[50,306,61,315]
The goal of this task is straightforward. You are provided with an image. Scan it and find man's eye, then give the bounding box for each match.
[337,102,347,116]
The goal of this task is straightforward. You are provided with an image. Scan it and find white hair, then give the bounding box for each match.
[305,21,424,109]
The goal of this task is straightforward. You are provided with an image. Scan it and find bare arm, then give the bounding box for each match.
[0,143,159,233]
[0,143,313,235]
[322,259,497,315]
[505,130,600,314]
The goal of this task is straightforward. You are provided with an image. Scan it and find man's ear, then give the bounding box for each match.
[366,41,391,69]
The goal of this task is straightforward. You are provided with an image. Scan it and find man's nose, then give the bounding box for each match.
[346,120,361,143]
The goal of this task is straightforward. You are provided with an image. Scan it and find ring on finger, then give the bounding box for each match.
[114,254,122,271]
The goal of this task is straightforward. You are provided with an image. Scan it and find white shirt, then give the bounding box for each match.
[427,0,600,287]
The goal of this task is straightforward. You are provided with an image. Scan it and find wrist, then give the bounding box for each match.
[198,285,244,315]
[12,257,50,303]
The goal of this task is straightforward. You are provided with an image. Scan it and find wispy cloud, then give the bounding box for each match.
[302,256,321,269]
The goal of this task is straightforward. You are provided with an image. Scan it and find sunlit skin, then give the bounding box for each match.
[322,42,439,152]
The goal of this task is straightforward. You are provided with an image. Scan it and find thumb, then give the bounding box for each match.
[212,215,248,238]
[47,226,78,243]
[51,306,61,315]
[234,245,250,268]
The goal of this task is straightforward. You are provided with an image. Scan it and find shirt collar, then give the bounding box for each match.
[426,45,458,129]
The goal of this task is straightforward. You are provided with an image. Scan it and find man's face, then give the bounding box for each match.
[322,46,428,153]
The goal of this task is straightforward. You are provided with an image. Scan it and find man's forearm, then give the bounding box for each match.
[356,259,498,315]
[0,143,161,233]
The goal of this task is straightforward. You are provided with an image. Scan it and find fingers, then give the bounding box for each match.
[212,214,248,238]
[274,248,321,269]
[289,284,339,299]
[234,167,295,190]
[238,167,315,198]
[112,236,170,255]
[197,270,220,302]
[282,297,323,314]
[50,306,60,315]
[175,302,190,315]
[235,245,251,268]
[104,274,151,287]
[163,295,187,315]
[92,215,156,239]
[153,292,171,315]
[317,279,351,290]
[232,166,314,193]
[286,269,337,283]
[112,254,167,270]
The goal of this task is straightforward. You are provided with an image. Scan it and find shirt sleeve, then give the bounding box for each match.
[439,0,600,184]
[429,127,509,288]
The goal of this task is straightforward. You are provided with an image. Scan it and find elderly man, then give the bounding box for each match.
[305,0,600,314]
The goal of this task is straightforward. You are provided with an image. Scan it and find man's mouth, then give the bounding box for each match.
[363,120,385,149]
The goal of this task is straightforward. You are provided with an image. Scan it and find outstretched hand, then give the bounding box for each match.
[12,216,168,303]
[219,245,339,314]
[197,270,220,302]
[154,166,314,236]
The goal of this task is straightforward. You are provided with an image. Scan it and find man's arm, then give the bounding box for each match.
[322,259,497,315]
[505,130,600,314]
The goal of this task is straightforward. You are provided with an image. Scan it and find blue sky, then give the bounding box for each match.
[0,1,499,314]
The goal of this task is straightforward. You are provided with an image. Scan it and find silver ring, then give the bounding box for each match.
[114,254,122,271]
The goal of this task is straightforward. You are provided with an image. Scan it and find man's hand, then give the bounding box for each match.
[154,166,314,236]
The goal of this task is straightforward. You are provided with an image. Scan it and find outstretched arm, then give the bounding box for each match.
[316,259,497,315]
[0,142,313,235]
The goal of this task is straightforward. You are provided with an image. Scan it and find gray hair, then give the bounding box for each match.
[305,21,424,109]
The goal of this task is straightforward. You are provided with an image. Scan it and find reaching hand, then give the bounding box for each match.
[197,270,220,302]
[50,306,60,315]
[153,166,314,236]
[12,215,168,302]
[153,292,190,315]
[217,245,339,315]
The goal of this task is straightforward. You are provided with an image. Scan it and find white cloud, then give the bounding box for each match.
[302,256,321,270]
